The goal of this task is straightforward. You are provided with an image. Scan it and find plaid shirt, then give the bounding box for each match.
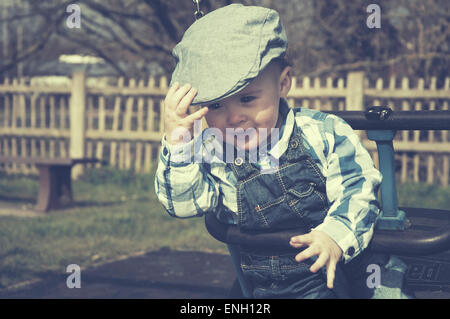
[155,104,382,262]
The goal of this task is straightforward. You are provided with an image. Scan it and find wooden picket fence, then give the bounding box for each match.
[0,71,449,186]
[286,72,450,186]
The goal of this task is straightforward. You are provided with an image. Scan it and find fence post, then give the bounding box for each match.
[346,71,365,138]
[70,71,86,179]
[346,71,365,111]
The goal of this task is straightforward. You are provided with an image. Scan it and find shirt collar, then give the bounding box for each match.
[268,98,294,159]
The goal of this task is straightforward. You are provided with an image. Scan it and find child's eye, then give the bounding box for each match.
[208,103,221,110]
[241,96,255,103]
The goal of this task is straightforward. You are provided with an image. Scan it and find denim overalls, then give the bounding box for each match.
[224,113,349,299]
[214,101,410,298]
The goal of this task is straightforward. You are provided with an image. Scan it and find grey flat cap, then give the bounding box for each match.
[170,4,288,105]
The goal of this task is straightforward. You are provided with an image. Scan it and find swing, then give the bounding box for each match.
[205,106,450,298]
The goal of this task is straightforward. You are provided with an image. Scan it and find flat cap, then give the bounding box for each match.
[170,4,287,105]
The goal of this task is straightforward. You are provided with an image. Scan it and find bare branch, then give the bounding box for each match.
[142,0,182,44]
[303,52,450,78]
[0,8,67,75]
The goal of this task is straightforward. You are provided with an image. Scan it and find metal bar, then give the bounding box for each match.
[323,110,450,130]
[205,208,450,256]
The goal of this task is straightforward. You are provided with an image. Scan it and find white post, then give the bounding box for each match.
[70,71,86,179]
[346,71,365,138]
[346,71,365,111]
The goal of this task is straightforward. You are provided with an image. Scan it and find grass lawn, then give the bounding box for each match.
[0,167,227,289]
[0,167,449,289]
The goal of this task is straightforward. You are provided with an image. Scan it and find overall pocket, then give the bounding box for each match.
[240,254,272,289]
[288,181,328,228]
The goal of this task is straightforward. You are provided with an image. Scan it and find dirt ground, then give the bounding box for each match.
[0,248,236,299]
[0,246,449,299]
[1,200,449,299]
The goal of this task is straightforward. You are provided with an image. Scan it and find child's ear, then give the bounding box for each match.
[279,66,292,98]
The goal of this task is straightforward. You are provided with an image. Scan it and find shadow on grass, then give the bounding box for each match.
[0,264,57,290]
[0,249,234,299]
[0,195,127,211]
[0,269,230,298]
[0,195,35,204]
[63,200,125,208]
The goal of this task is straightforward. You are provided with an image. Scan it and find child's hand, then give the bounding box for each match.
[289,230,343,289]
[164,82,209,145]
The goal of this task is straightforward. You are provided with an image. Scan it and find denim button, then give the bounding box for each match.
[290,140,298,148]
[348,247,355,257]
[163,147,168,156]
[234,157,243,166]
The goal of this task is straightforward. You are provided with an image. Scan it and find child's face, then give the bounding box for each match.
[204,62,292,151]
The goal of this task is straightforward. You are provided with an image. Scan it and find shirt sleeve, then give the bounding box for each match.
[313,115,383,263]
[154,134,219,218]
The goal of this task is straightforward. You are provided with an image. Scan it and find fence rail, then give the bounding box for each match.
[0,71,449,186]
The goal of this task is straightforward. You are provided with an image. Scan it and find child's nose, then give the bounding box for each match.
[225,103,247,127]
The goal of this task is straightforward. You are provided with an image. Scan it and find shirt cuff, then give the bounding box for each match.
[160,134,195,166]
[313,218,361,263]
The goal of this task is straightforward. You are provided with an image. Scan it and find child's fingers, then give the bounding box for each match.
[290,233,312,247]
[169,83,192,110]
[167,81,179,97]
[176,87,197,116]
[184,106,209,124]
[309,251,329,273]
[326,260,337,289]
[165,82,181,110]
[289,241,306,248]
[294,246,318,263]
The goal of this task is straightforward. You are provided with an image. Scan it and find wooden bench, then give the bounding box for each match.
[0,156,104,212]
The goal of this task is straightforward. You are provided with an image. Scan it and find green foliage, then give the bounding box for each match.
[78,167,156,192]
[0,172,38,201]
[0,168,227,289]
[397,181,450,210]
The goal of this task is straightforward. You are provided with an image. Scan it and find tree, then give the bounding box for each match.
[0,0,448,84]
[385,0,450,85]
[1,0,249,78]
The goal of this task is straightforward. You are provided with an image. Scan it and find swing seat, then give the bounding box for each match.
[204,107,450,298]
[205,208,450,298]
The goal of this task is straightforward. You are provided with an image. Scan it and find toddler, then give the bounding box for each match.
[155,4,409,299]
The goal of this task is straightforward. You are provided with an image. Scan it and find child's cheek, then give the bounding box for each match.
[204,112,223,131]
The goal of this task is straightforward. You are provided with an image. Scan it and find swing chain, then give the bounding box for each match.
[193,0,204,20]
